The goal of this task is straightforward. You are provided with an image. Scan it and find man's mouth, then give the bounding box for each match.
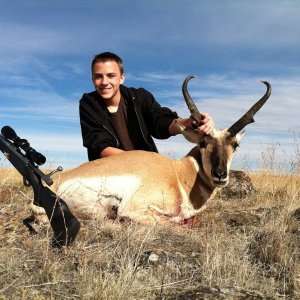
[99,87,111,93]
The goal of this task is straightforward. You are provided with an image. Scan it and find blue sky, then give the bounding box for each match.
[0,0,299,171]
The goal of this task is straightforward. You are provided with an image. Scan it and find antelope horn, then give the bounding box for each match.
[182,76,202,124]
[227,81,272,136]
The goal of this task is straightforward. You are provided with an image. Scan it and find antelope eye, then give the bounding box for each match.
[199,139,206,148]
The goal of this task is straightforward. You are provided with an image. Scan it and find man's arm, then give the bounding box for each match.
[100,146,124,158]
[80,95,121,160]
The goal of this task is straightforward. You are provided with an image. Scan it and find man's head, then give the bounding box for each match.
[91,52,125,104]
[91,52,124,75]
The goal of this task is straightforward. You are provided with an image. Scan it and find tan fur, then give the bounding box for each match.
[50,151,207,223]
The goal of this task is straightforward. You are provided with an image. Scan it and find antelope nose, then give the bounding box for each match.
[212,169,227,180]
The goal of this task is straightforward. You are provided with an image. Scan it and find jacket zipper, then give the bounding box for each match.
[132,96,148,145]
[102,124,120,148]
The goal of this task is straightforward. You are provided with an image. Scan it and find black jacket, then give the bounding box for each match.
[79,85,178,161]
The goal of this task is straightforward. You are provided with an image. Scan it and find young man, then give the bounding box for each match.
[79,52,214,161]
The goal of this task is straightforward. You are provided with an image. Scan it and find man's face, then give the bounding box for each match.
[92,61,125,103]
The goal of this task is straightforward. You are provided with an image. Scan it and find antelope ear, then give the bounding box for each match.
[235,130,245,143]
[176,121,201,144]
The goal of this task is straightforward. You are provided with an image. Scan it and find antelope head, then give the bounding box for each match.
[178,76,271,188]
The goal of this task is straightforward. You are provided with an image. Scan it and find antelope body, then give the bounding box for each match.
[45,77,271,224]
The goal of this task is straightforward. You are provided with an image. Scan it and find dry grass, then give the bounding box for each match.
[0,165,300,299]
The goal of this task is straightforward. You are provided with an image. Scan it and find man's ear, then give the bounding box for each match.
[175,121,202,144]
[120,73,125,84]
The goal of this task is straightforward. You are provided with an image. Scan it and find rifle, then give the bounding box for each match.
[0,126,80,247]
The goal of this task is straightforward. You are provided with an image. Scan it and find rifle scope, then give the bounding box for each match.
[1,126,46,166]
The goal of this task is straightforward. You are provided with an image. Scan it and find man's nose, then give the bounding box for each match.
[101,76,109,85]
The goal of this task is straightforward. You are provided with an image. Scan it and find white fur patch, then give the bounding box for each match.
[177,182,202,220]
[210,128,227,138]
[188,156,200,173]
[56,175,141,213]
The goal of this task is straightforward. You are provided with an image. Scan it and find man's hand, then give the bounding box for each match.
[169,113,214,136]
[193,112,214,134]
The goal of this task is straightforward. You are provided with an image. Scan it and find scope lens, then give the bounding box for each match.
[27,149,46,165]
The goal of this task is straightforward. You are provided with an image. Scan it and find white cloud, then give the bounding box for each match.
[145,73,300,135]
[0,85,78,123]
[154,130,298,173]
[0,23,78,55]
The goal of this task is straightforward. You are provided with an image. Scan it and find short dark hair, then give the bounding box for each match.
[91,52,124,74]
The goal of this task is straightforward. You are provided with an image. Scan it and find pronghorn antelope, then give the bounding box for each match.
[37,76,271,224]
